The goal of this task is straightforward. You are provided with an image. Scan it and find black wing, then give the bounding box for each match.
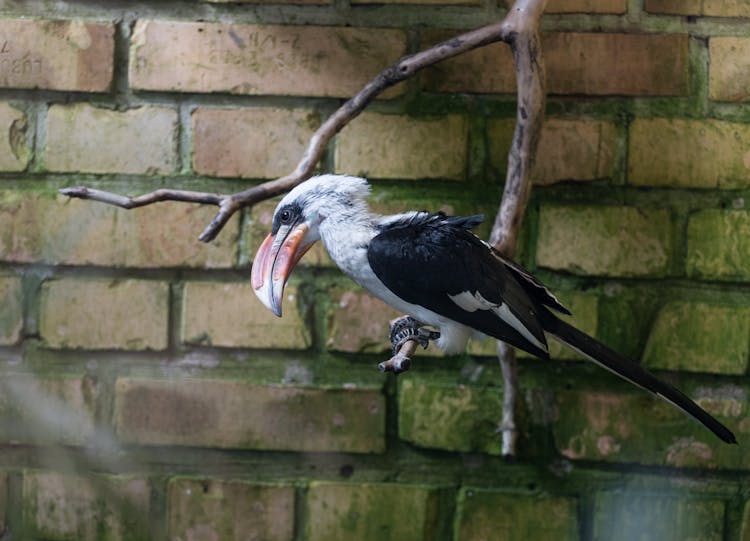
[368,213,559,359]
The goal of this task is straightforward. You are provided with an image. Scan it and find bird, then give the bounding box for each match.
[251,174,737,444]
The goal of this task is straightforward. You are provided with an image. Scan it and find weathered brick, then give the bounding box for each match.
[0,374,97,446]
[544,0,626,12]
[168,479,294,541]
[488,118,617,185]
[46,103,178,175]
[645,0,750,16]
[23,471,149,541]
[398,378,505,454]
[709,38,750,102]
[335,113,468,180]
[742,500,750,541]
[182,282,311,349]
[0,276,22,345]
[537,205,673,277]
[643,301,750,375]
[422,32,688,96]
[644,0,701,14]
[0,474,6,534]
[687,210,750,280]
[193,107,320,178]
[0,102,29,171]
[592,492,724,541]
[114,377,385,453]
[457,489,578,541]
[468,290,599,361]
[40,279,169,350]
[206,0,325,4]
[352,0,477,4]
[702,0,750,16]
[0,192,238,268]
[307,482,437,541]
[327,288,401,354]
[130,21,406,98]
[554,385,748,468]
[0,19,113,91]
[629,118,750,188]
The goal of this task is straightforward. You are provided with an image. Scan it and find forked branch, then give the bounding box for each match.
[61,2,540,242]
[62,0,548,457]
[488,0,548,457]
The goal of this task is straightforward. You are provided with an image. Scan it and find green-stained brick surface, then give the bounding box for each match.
[168,479,294,541]
[398,378,505,454]
[40,279,169,350]
[646,0,750,16]
[0,192,238,267]
[488,118,617,185]
[643,301,750,375]
[537,206,672,277]
[592,492,725,541]
[687,210,750,280]
[709,38,750,102]
[0,276,22,345]
[0,374,97,446]
[742,500,750,541]
[644,0,701,13]
[0,474,6,534]
[114,377,385,453]
[0,102,29,171]
[554,386,748,468]
[629,118,750,188]
[307,482,437,541]
[182,282,311,349]
[23,471,150,541]
[457,489,578,541]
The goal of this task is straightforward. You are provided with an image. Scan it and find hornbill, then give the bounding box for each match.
[252,174,737,444]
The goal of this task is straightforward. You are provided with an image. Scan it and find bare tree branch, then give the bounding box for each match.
[378,340,418,374]
[60,1,548,457]
[488,0,548,458]
[61,19,520,242]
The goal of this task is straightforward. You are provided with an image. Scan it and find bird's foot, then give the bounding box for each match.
[379,316,440,375]
[388,316,440,355]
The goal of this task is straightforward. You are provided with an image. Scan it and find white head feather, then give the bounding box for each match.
[276,174,372,229]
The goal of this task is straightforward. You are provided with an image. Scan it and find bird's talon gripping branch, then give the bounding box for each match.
[388,316,439,355]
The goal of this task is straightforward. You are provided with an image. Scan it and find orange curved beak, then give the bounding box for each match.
[251,223,312,316]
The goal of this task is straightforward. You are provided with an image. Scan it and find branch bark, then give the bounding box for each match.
[487,0,548,458]
[61,1,548,457]
[61,18,521,242]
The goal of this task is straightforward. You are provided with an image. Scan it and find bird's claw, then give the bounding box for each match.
[389,316,440,355]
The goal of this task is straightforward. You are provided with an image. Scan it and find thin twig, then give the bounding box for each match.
[60,20,518,243]
[487,0,548,458]
[60,4,548,456]
[378,340,418,374]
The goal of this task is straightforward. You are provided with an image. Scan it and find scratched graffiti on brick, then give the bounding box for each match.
[203,29,328,76]
[0,42,44,79]
[129,21,406,97]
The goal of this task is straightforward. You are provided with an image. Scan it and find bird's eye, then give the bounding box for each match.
[279,209,293,224]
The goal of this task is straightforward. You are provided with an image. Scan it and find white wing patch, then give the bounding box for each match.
[448,291,495,312]
[448,291,547,352]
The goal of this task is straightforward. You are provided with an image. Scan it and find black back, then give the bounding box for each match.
[367,213,567,358]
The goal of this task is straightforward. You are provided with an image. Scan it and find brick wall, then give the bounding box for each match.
[1,1,749,539]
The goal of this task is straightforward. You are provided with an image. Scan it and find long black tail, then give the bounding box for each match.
[542,313,737,444]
